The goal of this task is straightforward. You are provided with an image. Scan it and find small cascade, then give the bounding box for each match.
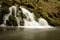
[20,7,40,26]
[20,7,53,28]
[38,18,49,26]
[0,5,54,28]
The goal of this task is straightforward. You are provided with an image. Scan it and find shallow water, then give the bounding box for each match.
[0,28,60,40]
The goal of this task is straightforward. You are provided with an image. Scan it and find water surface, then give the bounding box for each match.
[0,28,60,40]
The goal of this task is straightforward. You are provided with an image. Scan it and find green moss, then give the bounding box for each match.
[8,15,18,26]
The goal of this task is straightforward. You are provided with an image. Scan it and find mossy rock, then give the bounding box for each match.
[8,15,18,26]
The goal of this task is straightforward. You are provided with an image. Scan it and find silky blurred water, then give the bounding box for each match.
[0,28,60,40]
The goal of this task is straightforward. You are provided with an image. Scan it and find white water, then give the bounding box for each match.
[0,6,54,28]
[20,7,53,28]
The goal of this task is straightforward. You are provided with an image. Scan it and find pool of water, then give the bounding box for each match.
[0,28,60,40]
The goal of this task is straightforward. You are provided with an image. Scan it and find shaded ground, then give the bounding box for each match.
[0,28,60,40]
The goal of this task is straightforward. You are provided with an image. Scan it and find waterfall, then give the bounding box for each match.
[0,6,54,28]
[20,7,54,28]
[20,7,40,26]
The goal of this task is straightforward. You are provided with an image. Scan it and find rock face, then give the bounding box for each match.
[0,0,60,27]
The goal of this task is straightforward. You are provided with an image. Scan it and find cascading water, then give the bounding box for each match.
[0,6,54,28]
[20,7,40,26]
[0,6,17,27]
[20,7,53,28]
